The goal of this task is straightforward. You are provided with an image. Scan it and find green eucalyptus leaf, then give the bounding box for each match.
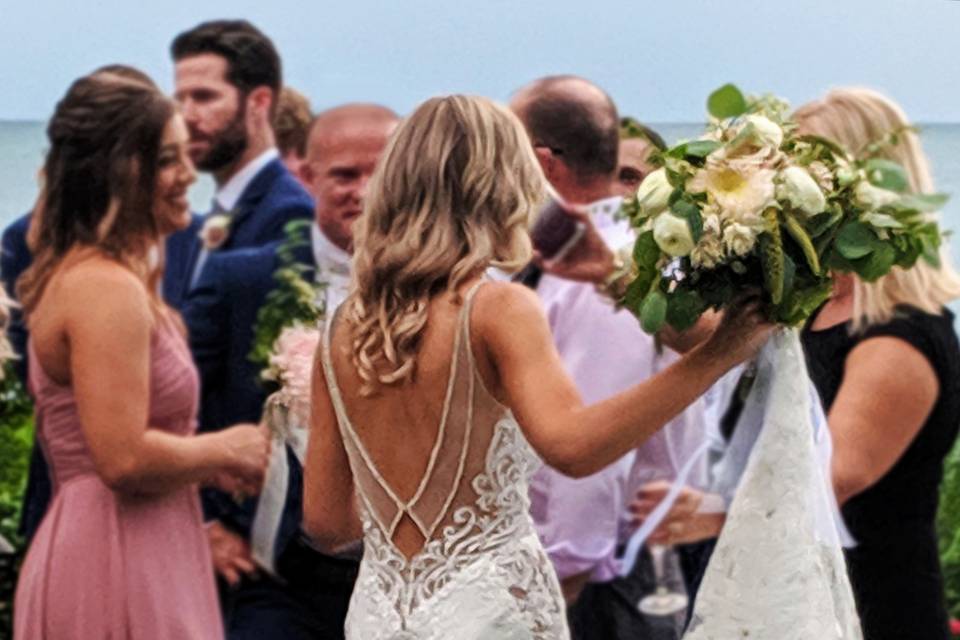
[624,276,651,314]
[894,193,950,213]
[666,288,707,332]
[862,212,904,229]
[671,199,704,242]
[855,243,896,282]
[807,210,843,238]
[633,231,661,270]
[707,84,748,120]
[640,290,668,334]
[836,222,879,260]
[864,158,910,193]
[922,234,943,268]
[686,140,723,158]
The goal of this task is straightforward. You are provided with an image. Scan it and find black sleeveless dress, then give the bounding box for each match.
[802,306,960,640]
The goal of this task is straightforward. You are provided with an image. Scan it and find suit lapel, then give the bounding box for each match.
[226,159,286,248]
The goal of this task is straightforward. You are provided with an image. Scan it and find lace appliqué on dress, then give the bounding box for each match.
[347,418,568,640]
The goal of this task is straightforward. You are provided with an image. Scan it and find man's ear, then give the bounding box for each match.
[533,146,556,180]
[247,86,274,121]
[299,161,315,190]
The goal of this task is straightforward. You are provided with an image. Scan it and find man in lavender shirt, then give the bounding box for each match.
[511,76,711,639]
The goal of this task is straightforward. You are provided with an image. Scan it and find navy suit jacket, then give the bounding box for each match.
[165,158,314,309]
[1,213,30,383]
[183,236,316,562]
[1,210,206,541]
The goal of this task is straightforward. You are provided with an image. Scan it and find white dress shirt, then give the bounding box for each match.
[529,195,709,583]
[310,222,352,314]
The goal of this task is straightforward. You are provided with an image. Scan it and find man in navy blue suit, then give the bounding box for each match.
[183,103,399,638]
[166,20,313,310]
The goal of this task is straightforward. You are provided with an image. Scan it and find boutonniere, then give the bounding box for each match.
[199,213,232,251]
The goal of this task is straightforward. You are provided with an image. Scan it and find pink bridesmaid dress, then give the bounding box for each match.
[14,322,224,639]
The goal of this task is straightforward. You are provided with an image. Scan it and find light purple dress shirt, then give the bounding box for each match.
[530,196,709,583]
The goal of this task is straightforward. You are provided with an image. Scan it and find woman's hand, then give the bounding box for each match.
[696,296,775,370]
[216,424,271,491]
[630,480,726,546]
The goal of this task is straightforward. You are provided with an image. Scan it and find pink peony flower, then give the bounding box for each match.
[266,325,321,426]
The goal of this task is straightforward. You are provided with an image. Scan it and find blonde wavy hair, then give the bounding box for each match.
[343,95,546,393]
[793,87,960,331]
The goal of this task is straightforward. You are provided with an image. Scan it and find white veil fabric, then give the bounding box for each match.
[684,330,862,639]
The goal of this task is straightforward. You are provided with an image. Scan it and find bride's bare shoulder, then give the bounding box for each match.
[472,281,550,344]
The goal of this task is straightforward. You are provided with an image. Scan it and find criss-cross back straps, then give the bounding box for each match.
[321,281,486,544]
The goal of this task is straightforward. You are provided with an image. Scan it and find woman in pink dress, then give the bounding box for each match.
[13,69,270,639]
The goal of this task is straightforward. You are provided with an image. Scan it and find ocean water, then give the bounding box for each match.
[2,120,959,255]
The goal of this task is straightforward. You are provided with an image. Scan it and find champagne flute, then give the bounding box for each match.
[638,544,688,617]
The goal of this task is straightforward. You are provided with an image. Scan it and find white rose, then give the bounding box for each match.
[653,213,696,257]
[854,181,900,210]
[722,222,757,257]
[777,166,826,216]
[636,168,673,218]
[742,114,783,149]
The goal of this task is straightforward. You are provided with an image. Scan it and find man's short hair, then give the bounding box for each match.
[171,20,282,100]
[517,76,620,181]
[620,116,667,151]
[273,87,313,157]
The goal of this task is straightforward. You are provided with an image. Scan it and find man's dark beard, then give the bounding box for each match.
[193,102,248,173]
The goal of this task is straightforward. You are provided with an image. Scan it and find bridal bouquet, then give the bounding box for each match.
[261,324,319,432]
[620,84,945,333]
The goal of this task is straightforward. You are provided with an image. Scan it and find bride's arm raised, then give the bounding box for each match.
[476,282,771,478]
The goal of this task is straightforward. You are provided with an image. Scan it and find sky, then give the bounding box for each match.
[2,0,959,123]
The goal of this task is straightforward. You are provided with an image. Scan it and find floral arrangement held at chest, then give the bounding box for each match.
[618,85,947,640]
[619,83,945,332]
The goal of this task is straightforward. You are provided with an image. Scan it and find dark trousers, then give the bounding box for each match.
[567,547,686,640]
[220,537,359,640]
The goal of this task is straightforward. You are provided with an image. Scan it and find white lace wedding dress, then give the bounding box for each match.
[321,283,569,639]
[684,330,862,639]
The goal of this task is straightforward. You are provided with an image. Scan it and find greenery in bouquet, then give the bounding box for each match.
[249,220,328,439]
[249,219,328,372]
[618,84,947,333]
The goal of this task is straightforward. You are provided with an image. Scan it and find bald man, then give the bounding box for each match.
[512,78,705,640]
[183,103,399,640]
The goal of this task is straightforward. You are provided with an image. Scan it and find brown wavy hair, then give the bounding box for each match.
[18,70,175,318]
[344,95,546,394]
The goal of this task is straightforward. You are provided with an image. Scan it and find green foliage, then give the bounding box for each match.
[760,209,785,305]
[0,367,34,631]
[665,288,707,331]
[864,158,909,193]
[639,290,667,334]
[836,221,880,260]
[783,211,821,275]
[622,84,948,336]
[938,441,960,620]
[671,200,704,242]
[707,84,748,120]
[249,221,327,372]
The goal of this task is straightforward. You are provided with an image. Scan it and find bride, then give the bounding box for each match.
[302,94,771,639]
